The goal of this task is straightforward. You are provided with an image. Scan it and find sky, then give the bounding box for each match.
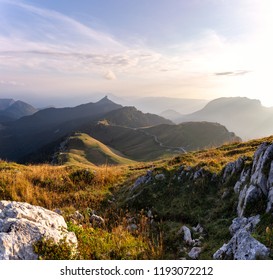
[0,0,273,107]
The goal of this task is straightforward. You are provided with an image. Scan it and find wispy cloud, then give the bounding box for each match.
[0,0,124,51]
[0,1,166,80]
[0,79,25,87]
[0,0,266,102]
[215,70,251,76]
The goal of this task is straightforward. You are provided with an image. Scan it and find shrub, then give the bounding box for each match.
[33,237,77,260]
[69,169,95,185]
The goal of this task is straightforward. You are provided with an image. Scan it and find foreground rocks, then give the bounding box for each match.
[235,143,273,217]
[214,142,273,260]
[213,215,269,260]
[0,200,77,260]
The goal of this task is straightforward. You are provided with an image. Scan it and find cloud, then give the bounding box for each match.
[0,1,164,76]
[103,70,116,80]
[215,70,251,76]
[0,79,25,86]
[0,0,124,51]
[0,1,266,103]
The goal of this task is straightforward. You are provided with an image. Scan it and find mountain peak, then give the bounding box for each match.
[96,95,113,105]
[0,98,15,110]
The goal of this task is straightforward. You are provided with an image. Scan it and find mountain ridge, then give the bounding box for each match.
[176,97,273,139]
[0,98,37,122]
[0,97,174,162]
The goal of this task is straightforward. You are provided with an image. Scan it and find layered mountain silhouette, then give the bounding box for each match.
[0,99,37,122]
[127,96,208,114]
[175,97,273,140]
[0,96,240,164]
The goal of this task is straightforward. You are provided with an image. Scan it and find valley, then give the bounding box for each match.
[0,96,273,260]
[0,97,239,164]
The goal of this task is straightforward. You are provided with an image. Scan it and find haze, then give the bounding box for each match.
[0,0,273,107]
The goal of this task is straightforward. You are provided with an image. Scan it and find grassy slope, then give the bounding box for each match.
[144,122,240,151]
[60,133,136,166]
[113,135,273,259]
[87,124,178,161]
[1,135,273,259]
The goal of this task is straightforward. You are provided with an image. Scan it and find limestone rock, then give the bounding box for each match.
[234,143,273,216]
[72,210,84,222]
[188,247,201,259]
[213,215,269,260]
[237,185,262,217]
[229,215,260,235]
[90,214,105,226]
[155,174,165,181]
[251,143,273,195]
[0,200,77,260]
[234,169,250,193]
[192,223,204,234]
[131,170,152,191]
[178,226,192,245]
[193,169,204,180]
[266,161,273,212]
[222,157,245,183]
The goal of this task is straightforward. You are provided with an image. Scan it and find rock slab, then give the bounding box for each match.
[0,200,77,260]
[213,215,269,260]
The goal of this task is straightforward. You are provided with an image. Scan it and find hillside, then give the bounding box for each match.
[0,99,37,122]
[82,123,179,161]
[1,135,273,259]
[143,122,240,151]
[16,120,241,164]
[79,121,240,161]
[0,97,123,161]
[0,99,15,110]
[176,97,273,140]
[0,97,174,162]
[100,106,173,128]
[54,133,136,166]
[160,109,183,120]
[0,97,238,164]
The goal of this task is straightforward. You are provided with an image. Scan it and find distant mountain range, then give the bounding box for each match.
[122,96,208,115]
[0,98,37,122]
[0,96,240,164]
[76,93,209,115]
[172,97,273,140]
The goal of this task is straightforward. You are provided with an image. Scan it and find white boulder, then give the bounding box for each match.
[0,200,77,260]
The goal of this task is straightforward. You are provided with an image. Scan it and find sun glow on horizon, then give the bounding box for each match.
[0,0,273,106]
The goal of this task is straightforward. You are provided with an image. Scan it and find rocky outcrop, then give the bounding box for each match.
[214,143,273,259]
[222,157,245,184]
[178,226,193,245]
[213,215,269,260]
[188,247,202,259]
[0,200,77,260]
[131,170,153,192]
[235,143,273,216]
[124,142,273,260]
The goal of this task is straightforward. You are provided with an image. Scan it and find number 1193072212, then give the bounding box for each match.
[153,266,213,276]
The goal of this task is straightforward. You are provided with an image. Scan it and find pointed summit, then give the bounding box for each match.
[96,95,112,104]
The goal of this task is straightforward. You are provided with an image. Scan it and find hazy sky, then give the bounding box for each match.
[0,0,272,106]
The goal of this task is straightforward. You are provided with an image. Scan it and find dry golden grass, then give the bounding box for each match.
[0,163,128,213]
[1,135,273,211]
[165,135,273,173]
